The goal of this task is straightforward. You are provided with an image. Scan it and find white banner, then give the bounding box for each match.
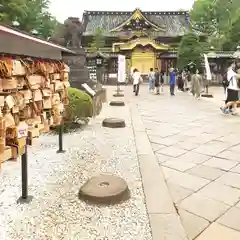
[117,55,126,83]
[204,54,212,81]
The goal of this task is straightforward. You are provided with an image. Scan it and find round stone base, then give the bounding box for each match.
[113,93,124,97]
[109,101,125,106]
[201,94,213,98]
[102,118,126,128]
[78,174,130,205]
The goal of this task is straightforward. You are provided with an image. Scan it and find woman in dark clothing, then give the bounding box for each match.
[160,71,164,93]
[154,68,160,94]
[177,70,184,91]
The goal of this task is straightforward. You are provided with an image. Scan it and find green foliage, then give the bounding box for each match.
[222,15,240,50]
[89,27,105,53]
[0,0,60,39]
[191,0,240,50]
[64,88,93,124]
[177,32,202,70]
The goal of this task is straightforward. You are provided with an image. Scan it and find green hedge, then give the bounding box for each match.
[64,87,93,123]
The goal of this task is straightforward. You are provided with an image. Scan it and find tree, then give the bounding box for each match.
[0,0,60,39]
[190,0,240,50]
[177,32,203,70]
[89,27,105,53]
[222,15,240,50]
[0,0,28,24]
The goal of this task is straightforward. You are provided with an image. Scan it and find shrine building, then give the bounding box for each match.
[81,8,203,81]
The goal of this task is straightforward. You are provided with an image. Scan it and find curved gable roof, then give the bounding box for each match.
[83,9,191,37]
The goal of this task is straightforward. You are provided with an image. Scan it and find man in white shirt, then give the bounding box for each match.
[220,62,239,115]
[132,68,143,96]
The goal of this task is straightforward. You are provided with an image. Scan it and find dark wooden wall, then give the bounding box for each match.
[0,31,63,59]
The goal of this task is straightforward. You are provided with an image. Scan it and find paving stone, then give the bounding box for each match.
[198,182,240,206]
[149,213,188,240]
[139,154,175,214]
[217,150,240,162]
[196,223,240,240]
[203,157,238,171]
[174,140,201,151]
[162,159,196,172]
[218,134,240,144]
[167,171,210,191]
[187,165,226,180]
[148,135,181,146]
[179,192,230,222]
[182,128,205,137]
[161,167,181,180]
[215,172,240,189]
[236,201,240,209]
[151,143,167,152]
[230,164,240,174]
[193,142,229,156]
[155,153,175,164]
[147,128,179,138]
[192,133,220,143]
[177,151,210,164]
[229,144,240,153]
[135,131,153,155]
[217,207,240,231]
[167,183,194,203]
[157,146,187,158]
[178,209,210,240]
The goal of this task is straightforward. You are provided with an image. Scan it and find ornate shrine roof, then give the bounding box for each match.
[83,8,194,38]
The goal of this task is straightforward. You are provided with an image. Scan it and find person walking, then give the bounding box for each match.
[177,69,184,91]
[169,68,176,96]
[160,70,164,93]
[148,68,155,92]
[182,69,188,92]
[132,68,143,96]
[220,62,239,115]
[191,69,202,99]
[154,68,160,94]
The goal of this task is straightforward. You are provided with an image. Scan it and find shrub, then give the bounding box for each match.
[64,87,93,124]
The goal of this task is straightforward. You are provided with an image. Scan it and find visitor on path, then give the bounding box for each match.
[182,69,188,91]
[154,68,160,94]
[191,69,202,100]
[132,68,143,96]
[169,68,176,96]
[148,68,155,92]
[220,62,239,115]
[160,70,164,93]
[177,69,184,91]
[222,70,229,98]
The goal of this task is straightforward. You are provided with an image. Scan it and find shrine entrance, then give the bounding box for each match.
[113,38,169,75]
[131,46,156,74]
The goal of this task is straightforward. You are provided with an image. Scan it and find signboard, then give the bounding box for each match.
[117,55,126,83]
[81,83,96,97]
[204,54,212,81]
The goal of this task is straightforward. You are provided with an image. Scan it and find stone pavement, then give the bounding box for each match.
[119,84,240,239]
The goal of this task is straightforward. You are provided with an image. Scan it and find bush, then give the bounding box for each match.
[64,87,93,124]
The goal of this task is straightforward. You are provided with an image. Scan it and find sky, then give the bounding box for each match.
[49,0,195,23]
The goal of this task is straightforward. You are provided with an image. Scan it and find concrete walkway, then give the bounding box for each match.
[118,84,240,239]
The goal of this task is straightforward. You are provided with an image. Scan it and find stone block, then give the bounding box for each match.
[187,165,225,180]
[149,213,188,240]
[179,192,230,221]
[196,223,240,240]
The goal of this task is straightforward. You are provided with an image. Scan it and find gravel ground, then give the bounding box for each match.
[0,99,152,240]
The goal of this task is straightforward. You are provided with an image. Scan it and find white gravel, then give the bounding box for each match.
[0,100,152,240]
